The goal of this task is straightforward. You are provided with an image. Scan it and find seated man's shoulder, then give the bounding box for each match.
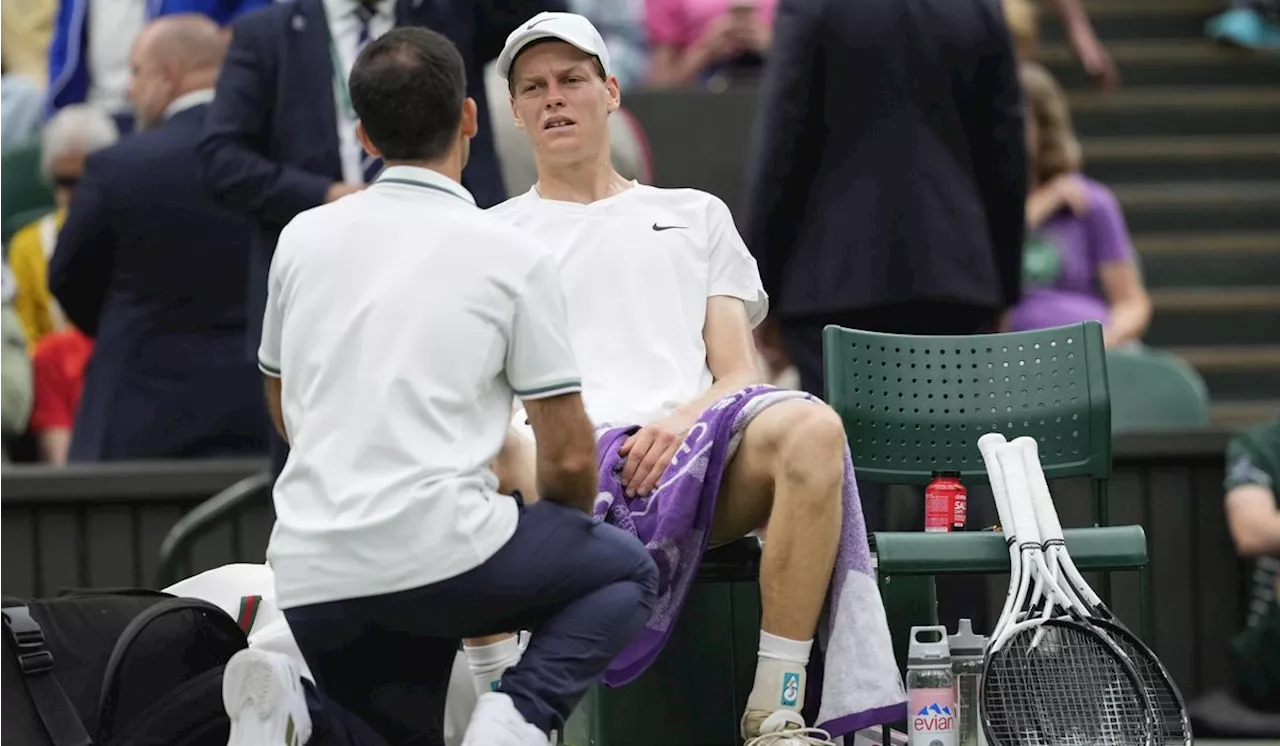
[631,185,734,225]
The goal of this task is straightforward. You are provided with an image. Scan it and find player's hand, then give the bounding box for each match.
[619,412,696,498]
[1068,22,1120,90]
[326,183,363,203]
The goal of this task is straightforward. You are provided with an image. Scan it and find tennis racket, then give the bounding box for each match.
[1012,435,1193,746]
[980,439,1155,746]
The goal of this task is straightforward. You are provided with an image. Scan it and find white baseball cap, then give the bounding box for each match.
[496,12,613,81]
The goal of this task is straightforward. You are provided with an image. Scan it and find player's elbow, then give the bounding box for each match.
[1230,526,1274,559]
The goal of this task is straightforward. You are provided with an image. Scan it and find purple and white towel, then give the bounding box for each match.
[592,385,907,736]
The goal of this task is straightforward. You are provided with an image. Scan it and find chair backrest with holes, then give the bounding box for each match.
[821,321,1112,486]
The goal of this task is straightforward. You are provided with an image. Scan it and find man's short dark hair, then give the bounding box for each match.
[349,27,466,162]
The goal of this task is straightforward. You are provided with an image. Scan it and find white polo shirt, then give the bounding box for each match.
[490,183,767,428]
[259,166,582,609]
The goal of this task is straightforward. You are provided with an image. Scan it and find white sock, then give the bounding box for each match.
[463,636,522,697]
[746,631,813,715]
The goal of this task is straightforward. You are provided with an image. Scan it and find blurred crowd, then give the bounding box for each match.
[0,0,1231,467]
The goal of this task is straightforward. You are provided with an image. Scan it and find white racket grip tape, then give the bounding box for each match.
[1013,436,1066,544]
[977,433,1013,536]
[996,443,1043,547]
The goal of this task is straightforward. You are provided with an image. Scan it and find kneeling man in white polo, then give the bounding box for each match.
[219,27,657,746]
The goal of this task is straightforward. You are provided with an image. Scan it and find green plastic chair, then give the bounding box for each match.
[153,472,272,587]
[1,139,54,245]
[822,320,1113,526]
[1106,347,1210,433]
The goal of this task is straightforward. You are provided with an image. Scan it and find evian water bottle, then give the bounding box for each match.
[906,625,957,746]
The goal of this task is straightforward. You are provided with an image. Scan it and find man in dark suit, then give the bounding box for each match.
[744,0,1027,400]
[743,0,1026,631]
[49,15,267,461]
[198,0,564,476]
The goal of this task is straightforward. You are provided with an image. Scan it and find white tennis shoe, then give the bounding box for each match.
[461,692,550,746]
[741,709,835,746]
[223,648,312,746]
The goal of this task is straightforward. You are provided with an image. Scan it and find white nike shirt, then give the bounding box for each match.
[490,183,768,427]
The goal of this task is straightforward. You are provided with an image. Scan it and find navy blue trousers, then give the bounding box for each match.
[285,498,658,746]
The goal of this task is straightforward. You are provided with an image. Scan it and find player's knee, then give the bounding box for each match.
[776,405,847,488]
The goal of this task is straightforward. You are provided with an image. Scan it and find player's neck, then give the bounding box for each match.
[534,158,631,205]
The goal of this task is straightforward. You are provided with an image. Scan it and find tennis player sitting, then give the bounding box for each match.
[220,27,657,746]
[469,13,857,745]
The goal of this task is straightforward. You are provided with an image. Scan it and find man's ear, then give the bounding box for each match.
[605,75,621,114]
[355,121,381,159]
[461,97,479,139]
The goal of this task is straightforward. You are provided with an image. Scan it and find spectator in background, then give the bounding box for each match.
[2,70,47,148]
[1206,0,1280,50]
[2,268,34,459]
[743,0,1026,633]
[27,323,92,463]
[6,104,118,348]
[1,0,55,86]
[567,0,648,89]
[1006,63,1151,349]
[43,0,268,127]
[645,0,774,88]
[744,0,1025,404]
[1223,418,1280,713]
[48,14,267,462]
[200,0,562,478]
[1003,0,1119,88]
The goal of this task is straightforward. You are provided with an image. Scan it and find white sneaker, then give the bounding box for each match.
[223,648,313,746]
[741,709,835,746]
[461,692,549,746]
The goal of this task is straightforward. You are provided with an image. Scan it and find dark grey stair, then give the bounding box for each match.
[1137,233,1280,288]
[1083,136,1280,183]
[1169,346,1280,403]
[1042,42,1280,88]
[1069,88,1280,138]
[1144,288,1280,347]
[1114,182,1280,232]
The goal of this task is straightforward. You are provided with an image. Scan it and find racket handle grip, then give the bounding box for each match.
[978,433,1012,535]
[1013,436,1064,543]
[997,443,1042,546]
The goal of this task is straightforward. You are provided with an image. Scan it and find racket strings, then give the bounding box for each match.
[1108,634,1187,742]
[983,625,1150,746]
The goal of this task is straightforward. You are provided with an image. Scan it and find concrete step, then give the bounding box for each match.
[1113,182,1280,232]
[1042,0,1212,42]
[1084,136,1280,183]
[1042,41,1280,88]
[1070,88,1280,138]
[1169,345,1280,402]
[1136,232,1280,288]
[1145,287,1280,347]
[1208,399,1280,428]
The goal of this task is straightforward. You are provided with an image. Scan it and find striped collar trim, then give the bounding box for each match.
[374,165,476,206]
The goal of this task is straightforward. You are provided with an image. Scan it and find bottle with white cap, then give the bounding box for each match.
[906,625,957,746]
[948,619,987,746]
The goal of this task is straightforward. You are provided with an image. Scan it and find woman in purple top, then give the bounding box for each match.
[1008,63,1152,348]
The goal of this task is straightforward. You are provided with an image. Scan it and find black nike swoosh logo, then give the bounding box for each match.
[526,17,554,29]
[652,224,687,231]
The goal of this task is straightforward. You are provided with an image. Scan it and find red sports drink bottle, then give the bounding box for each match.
[925,471,967,533]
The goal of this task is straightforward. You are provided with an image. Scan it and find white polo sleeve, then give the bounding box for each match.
[257,236,289,379]
[705,195,769,326]
[506,251,582,401]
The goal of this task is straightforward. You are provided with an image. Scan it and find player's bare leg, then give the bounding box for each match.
[713,400,845,738]
[464,429,540,693]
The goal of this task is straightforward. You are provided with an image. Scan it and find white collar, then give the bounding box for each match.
[164,88,215,119]
[373,165,476,206]
[323,0,394,25]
